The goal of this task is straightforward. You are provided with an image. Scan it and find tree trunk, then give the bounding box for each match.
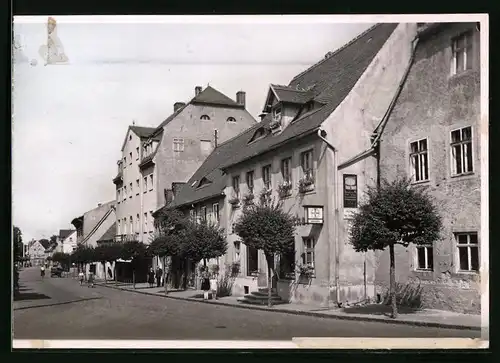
[389,244,398,319]
[164,256,168,295]
[114,263,117,285]
[266,254,273,308]
[103,262,107,283]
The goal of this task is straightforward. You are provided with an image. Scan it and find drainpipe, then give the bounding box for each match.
[317,128,341,306]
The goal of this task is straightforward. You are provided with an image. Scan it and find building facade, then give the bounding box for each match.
[28,239,49,266]
[376,22,482,314]
[113,85,257,245]
[60,229,77,254]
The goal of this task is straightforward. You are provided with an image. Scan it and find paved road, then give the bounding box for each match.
[13,267,479,340]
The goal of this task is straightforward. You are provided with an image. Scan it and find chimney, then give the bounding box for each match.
[195,86,202,96]
[236,91,246,107]
[164,189,174,205]
[174,102,185,112]
[98,203,102,207]
[214,129,218,148]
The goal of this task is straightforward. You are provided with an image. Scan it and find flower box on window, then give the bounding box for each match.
[259,188,273,205]
[296,263,315,278]
[298,174,315,193]
[269,119,282,130]
[278,181,292,198]
[228,195,240,208]
[242,192,254,207]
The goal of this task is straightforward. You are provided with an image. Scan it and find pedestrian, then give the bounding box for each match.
[40,265,45,280]
[155,267,163,288]
[148,267,155,288]
[79,271,85,285]
[87,271,94,288]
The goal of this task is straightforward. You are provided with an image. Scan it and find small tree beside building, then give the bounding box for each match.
[349,178,442,318]
[234,189,296,307]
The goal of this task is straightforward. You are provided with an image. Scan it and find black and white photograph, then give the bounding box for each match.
[12,14,489,349]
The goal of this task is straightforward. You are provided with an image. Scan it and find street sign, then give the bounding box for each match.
[305,206,323,224]
[343,174,358,208]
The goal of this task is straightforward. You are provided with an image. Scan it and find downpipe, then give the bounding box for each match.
[317,129,341,306]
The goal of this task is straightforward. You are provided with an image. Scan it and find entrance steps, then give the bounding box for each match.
[237,288,287,305]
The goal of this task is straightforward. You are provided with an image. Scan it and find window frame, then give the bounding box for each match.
[281,157,292,184]
[302,237,315,270]
[246,170,254,194]
[450,126,474,177]
[409,137,430,183]
[143,176,148,193]
[272,106,282,121]
[173,138,185,152]
[129,182,133,198]
[149,174,154,191]
[451,31,473,76]
[415,245,434,271]
[144,212,148,234]
[227,117,236,123]
[455,232,479,273]
[246,245,259,276]
[262,164,272,190]
[200,115,211,121]
[232,175,240,198]
[136,147,139,160]
[136,179,140,195]
[213,203,220,224]
[300,149,314,180]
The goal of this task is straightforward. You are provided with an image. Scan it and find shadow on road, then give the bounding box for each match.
[14,291,51,302]
[14,297,103,311]
[342,304,420,316]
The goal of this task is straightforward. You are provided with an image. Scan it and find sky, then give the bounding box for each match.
[12,16,374,242]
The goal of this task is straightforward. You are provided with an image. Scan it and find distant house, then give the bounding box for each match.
[28,239,50,266]
[113,85,257,247]
[60,229,77,254]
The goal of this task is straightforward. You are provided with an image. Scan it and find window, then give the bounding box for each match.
[136,179,140,195]
[279,248,295,279]
[200,140,212,155]
[273,106,282,121]
[144,213,148,233]
[246,170,254,194]
[200,115,210,121]
[123,186,127,200]
[129,152,132,165]
[189,209,195,222]
[300,149,314,180]
[409,138,429,182]
[173,138,184,152]
[262,164,271,189]
[234,241,241,262]
[302,238,315,269]
[232,175,240,198]
[247,245,258,276]
[227,117,236,123]
[129,182,133,198]
[129,134,132,141]
[117,220,121,235]
[455,232,479,272]
[149,212,154,232]
[281,157,292,184]
[451,126,473,175]
[136,147,139,160]
[452,31,473,76]
[130,216,133,234]
[149,174,153,191]
[416,245,434,270]
[201,206,207,223]
[213,203,220,224]
[143,176,148,193]
[124,156,127,167]
[136,214,140,233]
[117,189,121,204]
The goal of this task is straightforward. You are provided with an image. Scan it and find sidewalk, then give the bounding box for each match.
[95,280,482,331]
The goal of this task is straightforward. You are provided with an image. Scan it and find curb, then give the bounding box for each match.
[96,283,481,331]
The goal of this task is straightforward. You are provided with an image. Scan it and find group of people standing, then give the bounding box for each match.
[148,266,163,288]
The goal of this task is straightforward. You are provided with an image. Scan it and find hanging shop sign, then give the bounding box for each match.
[343,174,358,208]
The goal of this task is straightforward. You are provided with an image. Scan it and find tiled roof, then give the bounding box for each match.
[97,223,116,242]
[59,229,74,240]
[156,24,397,209]
[219,23,398,170]
[270,84,315,105]
[39,239,51,250]
[130,126,157,138]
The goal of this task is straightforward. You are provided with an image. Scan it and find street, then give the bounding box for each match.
[13,267,480,340]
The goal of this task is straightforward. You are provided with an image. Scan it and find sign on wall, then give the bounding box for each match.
[343,174,358,208]
[305,206,324,224]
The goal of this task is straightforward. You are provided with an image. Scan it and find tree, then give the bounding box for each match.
[94,243,123,282]
[52,252,71,270]
[350,178,442,318]
[120,241,148,287]
[182,220,227,267]
[233,189,296,307]
[71,245,95,272]
[13,226,23,262]
[149,208,190,293]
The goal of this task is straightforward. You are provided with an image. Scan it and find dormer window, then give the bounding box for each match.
[227,117,236,123]
[273,106,282,121]
[200,115,210,121]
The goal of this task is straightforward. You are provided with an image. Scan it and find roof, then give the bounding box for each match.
[168,123,264,208]
[166,23,397,208]
[59,229,75,240]
[155,85,244,131]
[38,239,51,249]
[97,223,116,242]
[130,126,157,138]
[218,23,397,170]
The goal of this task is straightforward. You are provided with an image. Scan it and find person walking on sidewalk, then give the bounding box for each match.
[148,268,155,288]
[87,271,95,288]
[79,271,85,285]
[155,267,163,288]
